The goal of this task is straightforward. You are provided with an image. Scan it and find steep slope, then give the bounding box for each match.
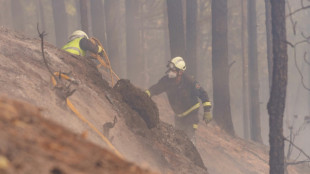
[0,96,156,174]
[0,27,207,174]
[1,27,309,174]
[153,91,310,174]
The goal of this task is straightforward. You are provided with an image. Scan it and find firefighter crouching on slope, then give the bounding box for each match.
[62,30,103,56]
[145,56,212,142]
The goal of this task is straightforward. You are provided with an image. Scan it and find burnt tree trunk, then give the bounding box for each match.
[90,0,107,48]
[80,0,89,34]
[36,0,46,32]
[186,0,198,77]
[241,0,249,140]
[125,0,143,85]
[268,0,287,173]
[163,1,170,61]
[104,0,122,75]
[265,0,273,89]
[51,0,68,47]
[0,1,11,27]
[11,0,24,33]
[211,0,234,135]
[247,0,262,143]
[166,0,186,59]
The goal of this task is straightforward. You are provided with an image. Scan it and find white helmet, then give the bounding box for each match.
[69,30,89,41]
[168,56,186,71]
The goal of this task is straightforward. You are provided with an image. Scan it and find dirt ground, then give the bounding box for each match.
[0,96,157,174]
[0,27,208,174]
[0,27,309,174]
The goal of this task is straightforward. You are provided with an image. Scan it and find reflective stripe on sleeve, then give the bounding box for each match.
[203,101,212,107]
[177,102,200,117]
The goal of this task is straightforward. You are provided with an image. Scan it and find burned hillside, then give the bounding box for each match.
[0,27,310,174]
[0,27,207,173]
[0,96,156,174]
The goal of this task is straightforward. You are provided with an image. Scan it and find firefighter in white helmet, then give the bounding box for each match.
[62,30,103,56]
[145,56,212,142]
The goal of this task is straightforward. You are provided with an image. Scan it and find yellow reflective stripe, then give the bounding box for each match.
[63,47,81,55]
[203,101,212,107]
[177,102,200,117]
[193,124,198,129]
[145,90,151,97]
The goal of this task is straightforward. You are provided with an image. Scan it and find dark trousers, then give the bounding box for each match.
[174,110,199,139]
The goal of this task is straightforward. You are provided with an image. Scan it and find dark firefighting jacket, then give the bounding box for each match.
[147,73,211,117]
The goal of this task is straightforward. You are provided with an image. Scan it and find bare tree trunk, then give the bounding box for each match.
[11,0,24,33]
[241,0,249,140]
[186,0,198,77]
[125,0,143,85]
[36,0,46,32]
[104,0,122,75]
[211,0,234,135]
[1,0,12,27]
[90,0,107,48]
[163,1,170,61]
[166,0,186,59]
[268,0,287,173]
[265,0,273,90]
[80,0,89,34]
[52,0,68,47]
[247,0,262,143]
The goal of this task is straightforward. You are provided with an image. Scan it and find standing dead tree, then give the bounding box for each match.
[80,0,89,34]
[51,0,68,47]
[278,0,310,173]
[267,0,288,173]
[211,0,235,135]
[248,0,262,143]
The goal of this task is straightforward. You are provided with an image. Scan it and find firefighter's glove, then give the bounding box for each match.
[203,111,212,124]
[145,90,151,97]
[97,46,104,56]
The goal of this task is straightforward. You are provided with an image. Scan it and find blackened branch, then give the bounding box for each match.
[37,23,56,81]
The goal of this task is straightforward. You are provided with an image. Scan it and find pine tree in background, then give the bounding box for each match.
[52,0,68,47]
[186,0,198,78]
[166,0,186,59]
[125,0,143,86]
[11,0,25,33]
[90,0,107,48]
[268,0,288,173]
[80,0,89,34]
[248,0,263,143]
[211,0,235,135]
